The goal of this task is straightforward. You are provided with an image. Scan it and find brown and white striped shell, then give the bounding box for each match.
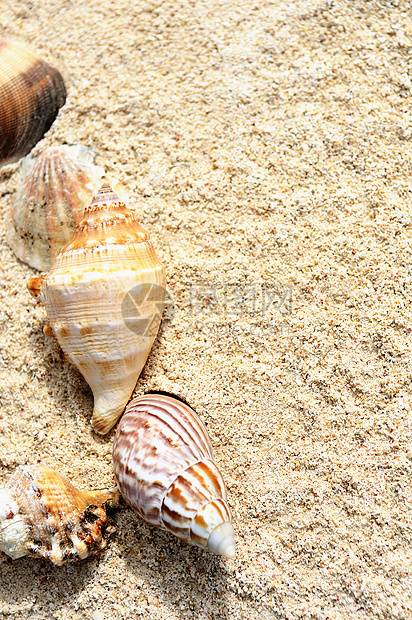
[0,464,118,565]
[7,144,105,271]
[112,394,236,558]
[27,183,166,435]
[0,38,66,166]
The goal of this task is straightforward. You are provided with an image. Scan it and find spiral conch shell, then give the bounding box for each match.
[27,183,166,434]
[0,464,117,565]
[0,38,66,166]
[7,145,105,271]
[112,394,236,558]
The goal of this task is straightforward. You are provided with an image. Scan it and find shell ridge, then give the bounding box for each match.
[135,395,214,453]
[125,405,208,459]
[160,459,227,520]
[126,399,213,459]
[45,151,59,245]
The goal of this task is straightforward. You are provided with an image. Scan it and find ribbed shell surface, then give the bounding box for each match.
[29,184,166,434]
[7,145,105,271]
[0,39,66,165]
[112,394,231,548]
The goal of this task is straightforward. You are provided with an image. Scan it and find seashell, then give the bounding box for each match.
[112,393,236,558]
[0,464,118,565]
[0,38,67,166]
[6,145,105,271]
[27,183,166,434]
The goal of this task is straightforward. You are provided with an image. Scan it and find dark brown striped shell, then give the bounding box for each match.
[0,38,66,166]
[112,394,235,558]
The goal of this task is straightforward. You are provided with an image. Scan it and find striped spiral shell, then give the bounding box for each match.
[112,394,235,558]
[0,38,66,166]
[0,464,117,565]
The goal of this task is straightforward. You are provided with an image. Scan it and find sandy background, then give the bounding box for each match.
[1,0,412,618]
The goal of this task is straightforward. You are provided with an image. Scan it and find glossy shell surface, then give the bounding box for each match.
[7,144,105,271]
[27,183,166,434]
[112,394,235,558]
[0,38,66,165]
[0,464,117,565]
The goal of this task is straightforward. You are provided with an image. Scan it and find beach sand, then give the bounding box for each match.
[1,0,412,618]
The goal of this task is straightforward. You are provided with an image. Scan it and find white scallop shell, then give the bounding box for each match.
[7,144,105,271]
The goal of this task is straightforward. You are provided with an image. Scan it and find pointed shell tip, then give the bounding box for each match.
[207,521,236,558]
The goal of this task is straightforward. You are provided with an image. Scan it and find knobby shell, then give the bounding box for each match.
[0,464,118,565]
[28,183,166,434]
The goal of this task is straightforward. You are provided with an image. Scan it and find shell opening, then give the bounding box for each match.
[207,521,236,558]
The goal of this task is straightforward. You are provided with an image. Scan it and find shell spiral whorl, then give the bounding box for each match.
[112,394,236,558]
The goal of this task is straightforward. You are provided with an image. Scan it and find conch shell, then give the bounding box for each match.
[112,393,236,558]
[27,183,166,434]
[0,464,117,565]
[7,145,105,271]
[0,38,66,166]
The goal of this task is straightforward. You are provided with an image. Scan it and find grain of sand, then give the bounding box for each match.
[1,1,412,619]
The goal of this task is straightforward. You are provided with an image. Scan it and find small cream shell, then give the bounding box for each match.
[7,144,105,271]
